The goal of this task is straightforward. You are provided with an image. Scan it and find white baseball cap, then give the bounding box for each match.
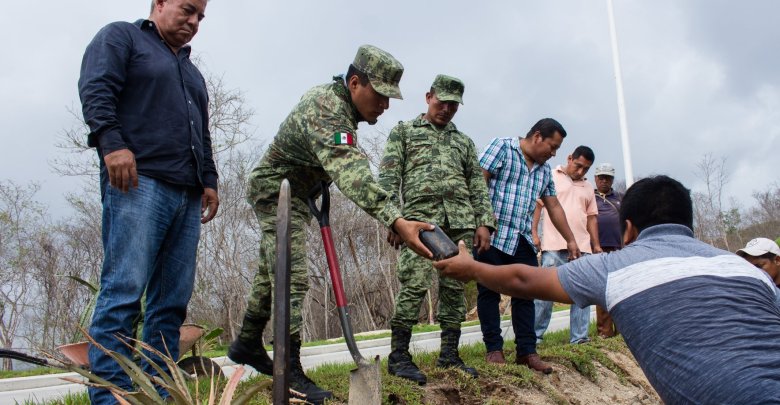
[594,163,615,177]
[736,238,780,257]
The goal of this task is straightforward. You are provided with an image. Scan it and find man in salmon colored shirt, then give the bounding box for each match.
[532,145,602,344]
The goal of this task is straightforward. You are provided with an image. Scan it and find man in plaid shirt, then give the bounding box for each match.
[476,118,580,373]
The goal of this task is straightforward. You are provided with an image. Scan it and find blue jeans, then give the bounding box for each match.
[88,176,201,404]
[534,250,591,343]
[475,239,538,356]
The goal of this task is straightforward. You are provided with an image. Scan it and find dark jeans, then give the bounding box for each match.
[88,176,201,405]
[475,238,538,355]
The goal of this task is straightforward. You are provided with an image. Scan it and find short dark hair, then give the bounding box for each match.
[526,118,566,140]
[620,175,693,233]
[571,145,595,162]
[346,64,370,86]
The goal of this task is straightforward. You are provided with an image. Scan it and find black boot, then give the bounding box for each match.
[388,326,427,385]
[289,334,333,404]
[437,328,478,378]
[227,315,273,375]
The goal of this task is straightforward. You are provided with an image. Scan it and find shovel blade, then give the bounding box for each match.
[348,356,381,405]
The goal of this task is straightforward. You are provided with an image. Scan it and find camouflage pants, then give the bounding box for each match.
[240,196,312,340]
[390,228,473,330]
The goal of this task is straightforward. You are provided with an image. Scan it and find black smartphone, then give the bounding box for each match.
[419,224,459,260]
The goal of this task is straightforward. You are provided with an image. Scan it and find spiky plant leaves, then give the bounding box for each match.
[130,339,191,400]
[111,392,134,405]
[217,366,243,405]
[229,379,272,405]
[63,328,264,404]
[113,390,160,405]
[106,346,163,401]
[203,327,224,342]
[62,275,98,293]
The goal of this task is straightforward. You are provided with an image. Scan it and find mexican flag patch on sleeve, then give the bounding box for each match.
[333,132,355,146]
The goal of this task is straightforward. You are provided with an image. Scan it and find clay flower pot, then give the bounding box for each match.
[57,341,90,367]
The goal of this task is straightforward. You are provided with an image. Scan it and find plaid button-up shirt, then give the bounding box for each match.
[479,137,556,255]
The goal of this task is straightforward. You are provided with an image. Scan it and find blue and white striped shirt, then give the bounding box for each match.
[558,224,780,403]
[479,137,555,254]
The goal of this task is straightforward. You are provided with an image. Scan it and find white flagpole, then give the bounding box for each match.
[607,0,635,186]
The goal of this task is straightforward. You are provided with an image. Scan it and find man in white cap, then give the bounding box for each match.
[737,238,780,288]
[593,162,622,337]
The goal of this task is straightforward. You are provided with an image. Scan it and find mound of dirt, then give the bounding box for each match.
[412,348,659,405]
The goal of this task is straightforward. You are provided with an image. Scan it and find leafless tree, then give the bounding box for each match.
[0,181,50,369]
[745,182,780,240]
[187,66,261,343]
[693,154,733,250]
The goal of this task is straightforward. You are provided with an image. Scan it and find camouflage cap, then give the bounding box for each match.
[431,74,465,104]
[353,45,404,99]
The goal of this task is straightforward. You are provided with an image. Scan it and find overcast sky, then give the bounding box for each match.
[1,0,777,218]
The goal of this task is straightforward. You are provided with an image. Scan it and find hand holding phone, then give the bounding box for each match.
[419,224,459,260]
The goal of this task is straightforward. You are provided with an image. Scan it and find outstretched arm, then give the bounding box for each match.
[434,241,572,303]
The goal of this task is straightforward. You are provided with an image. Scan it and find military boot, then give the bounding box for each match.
[289,334,333,404]
[437,328,478,378]
[227,315,273,375]
[387,326,427,385]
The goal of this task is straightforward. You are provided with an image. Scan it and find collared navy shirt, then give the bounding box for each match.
[79,19,218,196]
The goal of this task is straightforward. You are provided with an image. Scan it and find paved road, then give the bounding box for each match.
[0,309,593,404]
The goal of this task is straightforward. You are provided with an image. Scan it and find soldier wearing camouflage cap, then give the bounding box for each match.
[379,74,495,384]
[227,45,433,404]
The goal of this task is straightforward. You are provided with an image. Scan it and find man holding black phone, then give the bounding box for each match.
[228,45,433,404]
[379,75,495,384]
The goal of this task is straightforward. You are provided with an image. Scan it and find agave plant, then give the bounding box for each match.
[63,275,99,342]
[61,332,268,405]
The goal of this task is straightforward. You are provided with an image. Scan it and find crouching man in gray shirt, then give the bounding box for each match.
[434,175,780,404]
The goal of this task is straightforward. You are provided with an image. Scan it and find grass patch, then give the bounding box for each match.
[1,320,481,380]
[1,316,560,380]
[24,391,90,405]
[226,323,632,404]
[29,373,237,405]
[24,323,636,404]
[537,323,628,383]
[0,367,67,379]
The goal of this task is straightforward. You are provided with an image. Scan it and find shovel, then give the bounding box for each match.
[308,181,382,405]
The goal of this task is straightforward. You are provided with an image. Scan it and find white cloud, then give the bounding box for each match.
[0,0,777,217]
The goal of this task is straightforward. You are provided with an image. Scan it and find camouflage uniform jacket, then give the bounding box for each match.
[248,76,402,227]
[379,115,495,230]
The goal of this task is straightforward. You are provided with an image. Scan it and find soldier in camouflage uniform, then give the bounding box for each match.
[227,45,433,404]
[379,75,496,385]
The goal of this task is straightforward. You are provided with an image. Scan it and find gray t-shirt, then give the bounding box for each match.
[558,224,780,404]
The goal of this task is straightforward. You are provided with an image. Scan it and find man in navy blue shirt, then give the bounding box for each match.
[593,162,622,337]
[78,1,218,402]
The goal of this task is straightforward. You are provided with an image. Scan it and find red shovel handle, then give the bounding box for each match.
[307,181,365,364]
[320,226,347,308]
[308,181,347,308]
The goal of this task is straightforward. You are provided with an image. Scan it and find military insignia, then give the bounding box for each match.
[333,132,355,146]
